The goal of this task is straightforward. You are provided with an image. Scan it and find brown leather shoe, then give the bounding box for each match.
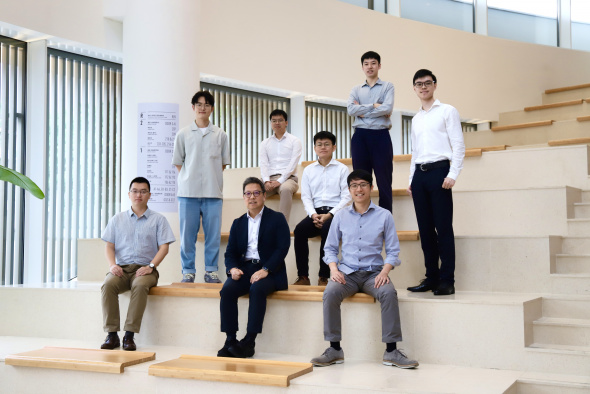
[100,335,120,350]
[318,277,329,286]
[122,336,136,351]
[293,276,310,285]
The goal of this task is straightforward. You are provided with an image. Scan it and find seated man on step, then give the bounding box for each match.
[310,170,418,368]
[218,177,291,358]
[100,177,176,351]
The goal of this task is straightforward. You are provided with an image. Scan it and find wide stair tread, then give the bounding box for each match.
[528,343,590,353]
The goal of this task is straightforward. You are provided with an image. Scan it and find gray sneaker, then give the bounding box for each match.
[382,349,419,369]
[181,273,195,283]
[204,271,222,283]
[310,347,344,366]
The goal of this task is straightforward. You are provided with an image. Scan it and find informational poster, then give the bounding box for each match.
[137,103,179,212]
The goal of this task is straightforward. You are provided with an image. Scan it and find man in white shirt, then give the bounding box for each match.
[406,69,465,296]
[259,109,302,221]
[293,131,350,286]
[172,91,231,284]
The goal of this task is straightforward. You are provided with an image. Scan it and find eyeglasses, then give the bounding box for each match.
[195,103,212,109]
[130,189,149,195]
[271,119,285,124]
[414,81,434,88]
[349,182,370,190]
[243,190,263,198]
[314,142,333,148]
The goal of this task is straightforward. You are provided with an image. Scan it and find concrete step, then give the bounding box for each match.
[515,379,590,394]
[555,254,590,274]
[532,317,590,347]
[567,218,590,236]
[498,101,590,125]
[581,191,590,203]
[550,274,590,296]
[541,296,590,320]
[562,237,590,254]
[574,202,590,218]
[524,345,590,376]
[542,84,590,104]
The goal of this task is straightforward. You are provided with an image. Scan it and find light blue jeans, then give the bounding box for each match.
[178,197,222,273]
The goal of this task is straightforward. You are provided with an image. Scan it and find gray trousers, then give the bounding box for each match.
[323,270,402,343]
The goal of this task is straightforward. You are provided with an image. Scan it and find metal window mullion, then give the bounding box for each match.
[98,66,107,234]
[13,45,26,284]
[6,44,18,284]
[72,59,81,278]
[0,43,8,284]
[115,70,122,213]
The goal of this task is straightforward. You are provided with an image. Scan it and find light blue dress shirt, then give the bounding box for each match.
[347,78,395,130]
[102,208,176,266]
[323,201,401,274]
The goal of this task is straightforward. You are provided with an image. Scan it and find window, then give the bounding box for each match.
[401,115,477,155]
[401,0,474,33]
[338,0,387,13]
[305,102,353,161]
[488,0,558,47]
[201,82,290,169]
[45,49,122,282]
[0,36,26,285]
[572,0,590,52]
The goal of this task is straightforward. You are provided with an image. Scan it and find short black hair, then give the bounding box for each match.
[129,176,150,191]
[269,109,288,122]
[347,169,373,187]
[313,131,336,145]
[413,69,437,85]
[191,90,215,106]
[361,51,381,64]
[242,177,265,193]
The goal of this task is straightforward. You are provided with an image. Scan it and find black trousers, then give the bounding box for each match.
[293,207,333,278]
[351,128,393,212]
[219,261,277,334]
[410,162,455,284]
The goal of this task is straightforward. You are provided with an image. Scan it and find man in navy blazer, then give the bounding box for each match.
[218,176,291,358]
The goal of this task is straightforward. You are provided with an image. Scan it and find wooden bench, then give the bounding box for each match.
[150,282,375,303]
[545,83,590,94]
[491,120,554,132]
[548,137,590,147]
[577,115,590,122]
[197,230,419,242]
[267,188,409,201]
[149,355,313,387]
[524,99,584,112]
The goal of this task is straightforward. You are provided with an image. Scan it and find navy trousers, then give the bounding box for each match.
[410,163,455,284]
[293,207,333,279]
[351,128,393,212]
[220,262,278,334]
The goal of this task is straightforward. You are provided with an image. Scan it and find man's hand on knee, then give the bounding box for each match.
[109,265,123,277]
[230,268,244,281]
[329,264,346,284]
[135,266,153,277]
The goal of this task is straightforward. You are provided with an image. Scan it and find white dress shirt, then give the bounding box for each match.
[301,158,351,217]
[245,207,264,260]
[409,100,466,184]
[259,132,302,184]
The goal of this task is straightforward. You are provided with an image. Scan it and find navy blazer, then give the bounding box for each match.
[224,207,291,290]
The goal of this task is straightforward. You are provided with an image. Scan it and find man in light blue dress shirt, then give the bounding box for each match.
[100,177,176,351]
[347,51,395,212]
[310,170,418,369]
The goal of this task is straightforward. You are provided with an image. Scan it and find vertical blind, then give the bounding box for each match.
[0,36,26,285]
[201,82,290,169]
[305,102,353,161]
[402,114,477,155]
[45,49,122,282]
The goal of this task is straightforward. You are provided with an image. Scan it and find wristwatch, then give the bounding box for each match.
[149,263,155,268]
[262,267,269,272]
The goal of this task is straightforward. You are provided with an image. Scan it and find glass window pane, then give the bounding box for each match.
[572,0,590,51]
[488,0,558,47]
[400,0,474,33]
[338,0,369,8]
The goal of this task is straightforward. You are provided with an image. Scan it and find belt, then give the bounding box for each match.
[244,259,261,264]
[416,160,450,172]
[315,206,333,212]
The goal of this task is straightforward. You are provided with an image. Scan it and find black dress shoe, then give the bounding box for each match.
[407,279,438,292]
[100,335,120,350]
[122,336,137,351]
[433,283,455,296]
[228,340,255,358]
[217,339,238,357]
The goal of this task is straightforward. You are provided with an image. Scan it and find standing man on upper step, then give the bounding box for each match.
[406,69,465,296]
[259,109,302,222]
[172,90,231,284]
[347,50,394,212]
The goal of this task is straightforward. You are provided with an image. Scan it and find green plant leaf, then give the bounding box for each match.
[0,165,45,199]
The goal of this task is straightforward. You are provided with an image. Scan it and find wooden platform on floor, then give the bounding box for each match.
[149,355,312,387]
[4,346,155,374]
[149,282,375,303]
[197,230,419,242]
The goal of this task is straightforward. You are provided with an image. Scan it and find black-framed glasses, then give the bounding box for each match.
[349,182,370,190]
[243,191,263,198]
[414,81,434,88]
[130,189,150,195]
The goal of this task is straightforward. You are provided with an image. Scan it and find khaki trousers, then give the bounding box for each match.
[101,264,158,333]
[266,174,298,221]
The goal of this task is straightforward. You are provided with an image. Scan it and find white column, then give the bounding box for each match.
[289,94,306,162]
[558,0,572,49]
[24,40,48,284]
[121,0,201,209]
[387,0,400,17]
[474,0,488,35]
